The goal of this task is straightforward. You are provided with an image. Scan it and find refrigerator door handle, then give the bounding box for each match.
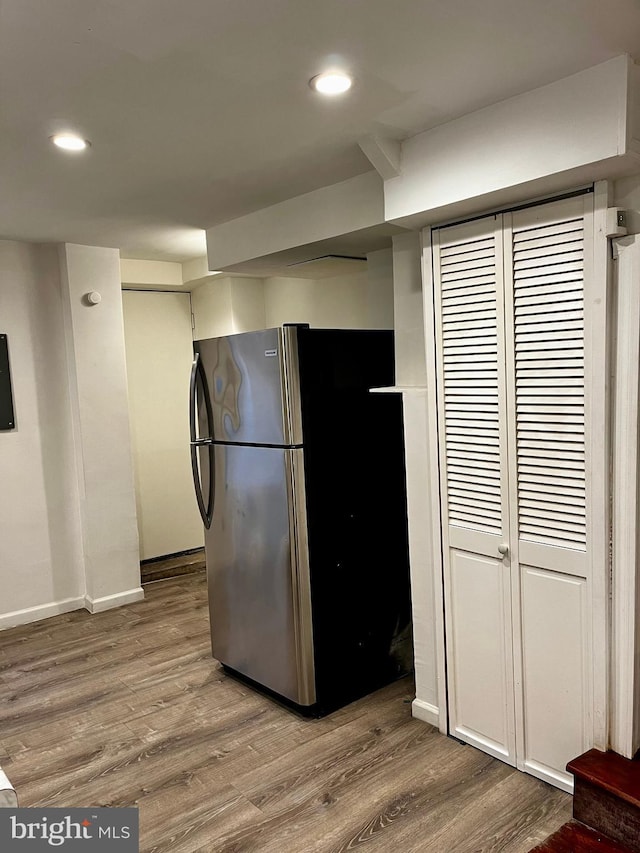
[189,352,215,529]
[190,443,213,529]
[189,351,201,443]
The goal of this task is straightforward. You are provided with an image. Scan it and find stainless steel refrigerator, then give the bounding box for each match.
[189,325,412,715]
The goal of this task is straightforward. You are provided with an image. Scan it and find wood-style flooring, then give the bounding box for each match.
[0,574,572,852]
[141,548,206,584]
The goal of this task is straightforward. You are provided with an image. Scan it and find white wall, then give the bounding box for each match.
[392,233,427,387]
[191,276,233,339]
[615,174,640,234]
[264,270,393,330]
[123,291,204,560]
[0,240,143,628]
[120,258,183,289]
[58,244,142,612]
[0,241,85,627]
[229,278,267,333]
[365,248,394,330]
[264,275,365,328]
[192,268,393,337]
[388,232,441,724]
[206,172,385,271]
[385,55,640,229]
[191,276,267,339]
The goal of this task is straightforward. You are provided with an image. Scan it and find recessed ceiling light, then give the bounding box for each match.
[310,72,353,95]
[51,134,90,151]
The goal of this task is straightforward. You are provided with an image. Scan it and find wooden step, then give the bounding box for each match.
[567,749,640,853]
[529,821,632,853]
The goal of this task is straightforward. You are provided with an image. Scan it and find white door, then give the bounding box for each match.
[433,215,517,765]
[432,194,595,791]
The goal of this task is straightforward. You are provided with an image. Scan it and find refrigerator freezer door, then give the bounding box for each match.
[196,327,303,447]
[206,443,315,705]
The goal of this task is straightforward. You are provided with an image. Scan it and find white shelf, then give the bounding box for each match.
[369,385,428,395]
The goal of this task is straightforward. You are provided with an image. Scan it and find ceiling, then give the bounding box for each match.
[2,0,640,263]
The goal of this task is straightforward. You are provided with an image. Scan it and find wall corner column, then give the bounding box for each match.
[59,243,143,612]
[392,231,443,728]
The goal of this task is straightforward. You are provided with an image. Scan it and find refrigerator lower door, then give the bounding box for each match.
[206,443,315,706]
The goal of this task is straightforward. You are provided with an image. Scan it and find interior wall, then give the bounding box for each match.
[0,240,84,627]
[229,277,267,332]
[191,276,234,340]
[264,270,392,329]
[365,248,394,329]
[390,232,440,724]
[385,56,636,228]
[206,171,384,270]
[191,276,267,339]
[392,234,427,387]
[123,291,204,561]
[59,244,142,610]
[615,174,640,234]
[192,269,393,337]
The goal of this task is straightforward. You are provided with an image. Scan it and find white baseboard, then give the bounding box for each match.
[523,759,574,794]
[84,587,145,614]
[412,697,440,727]
[0,596,85,631]
[0,586,146,630]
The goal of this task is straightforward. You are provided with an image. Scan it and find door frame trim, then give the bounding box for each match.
[610,232,640,758]
[587,181,612,751]
[420,226,449,734]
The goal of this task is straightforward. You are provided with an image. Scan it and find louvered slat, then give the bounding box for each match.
[449,490,501,507]
[511,214,586,550]
[440,235,495,256]
[514,357,583,370]
[512,219,583,243]
[512,270,584,289]
[519,487,586,506]
[514,250,583,270]
[517,439,584,455]
[512,239,583,261]
[516,292,581,309]
[438,225,502,536]
[517,503,585,524]
[442,287,496,307]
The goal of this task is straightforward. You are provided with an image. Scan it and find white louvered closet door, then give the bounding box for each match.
[432,194,594,791]
[433,215,517,766]
[504,195,592,789]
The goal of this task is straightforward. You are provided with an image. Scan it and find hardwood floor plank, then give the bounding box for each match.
[375,769,571,853]
[233,707,436,814]
[196,745,505,853]
[0,573,571,852]
[140,784,264,853]
[141,549,206,584]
